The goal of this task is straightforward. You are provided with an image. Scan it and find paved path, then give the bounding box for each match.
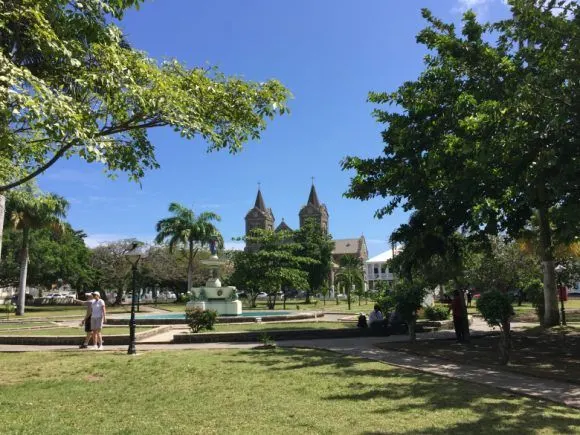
[277,337,580,409]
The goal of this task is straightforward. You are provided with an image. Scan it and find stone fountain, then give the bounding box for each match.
[186,242,242,316]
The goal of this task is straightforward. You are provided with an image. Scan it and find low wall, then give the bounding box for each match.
[106,312,322,326]
[0,326,170,346]
[172,320,452,344]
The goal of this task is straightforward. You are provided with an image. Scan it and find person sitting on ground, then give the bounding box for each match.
[79,292,94,349]
[357,313,368,328]
[369,304,386,330]
[387,310,407,334]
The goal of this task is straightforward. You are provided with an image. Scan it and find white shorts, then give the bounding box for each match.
[91,317,104,331]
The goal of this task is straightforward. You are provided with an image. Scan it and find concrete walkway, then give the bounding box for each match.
[277,337,580,410]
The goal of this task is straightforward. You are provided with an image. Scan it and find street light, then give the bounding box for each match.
[125,243,147,355]
[555,264,566,326]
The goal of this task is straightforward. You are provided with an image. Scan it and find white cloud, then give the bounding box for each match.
[452,0,502,17]
[225,241,245,251]
[84,233,154,248]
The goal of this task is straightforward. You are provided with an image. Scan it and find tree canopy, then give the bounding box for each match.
[0,0,290,190]
[343,0,579,326]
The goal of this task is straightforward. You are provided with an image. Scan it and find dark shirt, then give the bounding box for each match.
[451,297,464,318]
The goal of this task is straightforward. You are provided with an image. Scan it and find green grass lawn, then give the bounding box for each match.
[207,321,352,333]
[0,349,578,434]
[152,299,377,314]
[0,326,152,336]
[5,304,131,319]
[0,322,57,330]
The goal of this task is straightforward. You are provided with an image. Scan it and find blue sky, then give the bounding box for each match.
[38,0,510,257]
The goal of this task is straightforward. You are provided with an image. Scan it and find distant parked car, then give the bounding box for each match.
[11,294,35,305]
[257,292,268,299]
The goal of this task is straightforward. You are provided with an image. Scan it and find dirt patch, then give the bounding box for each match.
[379,327,580,384]
[85,374,104,382]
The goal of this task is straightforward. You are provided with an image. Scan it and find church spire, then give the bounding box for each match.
[254,189,267,212]
[307,184,320,208]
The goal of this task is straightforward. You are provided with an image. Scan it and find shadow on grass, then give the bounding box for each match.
[230,347,580,435]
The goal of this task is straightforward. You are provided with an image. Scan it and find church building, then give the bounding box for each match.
[244,185,368,294]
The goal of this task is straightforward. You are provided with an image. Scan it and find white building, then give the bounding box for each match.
[365,248,402,291]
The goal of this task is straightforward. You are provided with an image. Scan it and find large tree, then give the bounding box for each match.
[343,1,579,326]
[155,203,222,294]
[0,224,94,292]
[0,0,290,259]
[334,254,364,310]
[7,187,68,315]
[294,218,335,303]
[0,0,290,192]
[230,229,312,309]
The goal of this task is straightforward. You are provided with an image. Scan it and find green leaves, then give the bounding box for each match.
[0,0,290,191]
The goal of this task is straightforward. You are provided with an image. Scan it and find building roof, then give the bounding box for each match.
[333,238,363,255]
[366,248,402,264]
[307,184,320,207]
[254,189,267,212]
[275,219,292,232]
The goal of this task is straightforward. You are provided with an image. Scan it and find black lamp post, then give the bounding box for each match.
[555,264,566,326]
[125,244,146,355]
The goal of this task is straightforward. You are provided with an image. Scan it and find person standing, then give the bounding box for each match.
[90,291,106,350]
[451,290,465,342]
[79,293,94,349]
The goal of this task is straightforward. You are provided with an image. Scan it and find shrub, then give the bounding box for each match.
[176,293,189,304]
[424,305,450,321]
[525,279,544,324]
[476,290,514,364]
[185,307,218,333]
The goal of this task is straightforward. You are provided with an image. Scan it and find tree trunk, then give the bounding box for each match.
[454,281,471,343]
[0,194,5,262]
[16,227,30,316]
[408,315,417,343]
[538,203,559,327]
[250,292,258,308]
[187,244,198,293]
[305,289,311,304]
[498,320,511,365]
[347,286,351,310]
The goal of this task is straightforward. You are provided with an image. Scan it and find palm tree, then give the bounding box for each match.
[8,189,68,315]
[155,203,223,293]
[335,254,365,310]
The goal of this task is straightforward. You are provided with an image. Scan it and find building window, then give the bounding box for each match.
[380,264,387,274]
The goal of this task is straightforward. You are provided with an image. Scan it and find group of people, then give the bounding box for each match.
[358,304,407,335]
[360,291,468,342]
[76,291,107,350]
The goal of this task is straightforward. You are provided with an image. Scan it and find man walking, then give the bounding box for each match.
[90,291,106,350]
[79,292,94,349]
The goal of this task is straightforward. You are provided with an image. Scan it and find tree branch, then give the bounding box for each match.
[0,141,76,192]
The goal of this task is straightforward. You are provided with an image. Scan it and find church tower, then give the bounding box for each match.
[245,189,275,251]
[299,183,329,233]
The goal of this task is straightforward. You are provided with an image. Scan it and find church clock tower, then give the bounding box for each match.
[299,183,329,233]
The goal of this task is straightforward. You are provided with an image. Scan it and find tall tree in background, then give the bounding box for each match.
[0,0,290,257]
[155,203,222,293]
[294,218,335,303]
[230,229,312,309]
[7,188,68,315]
[343,1,579,326]
[335,254,364,310]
